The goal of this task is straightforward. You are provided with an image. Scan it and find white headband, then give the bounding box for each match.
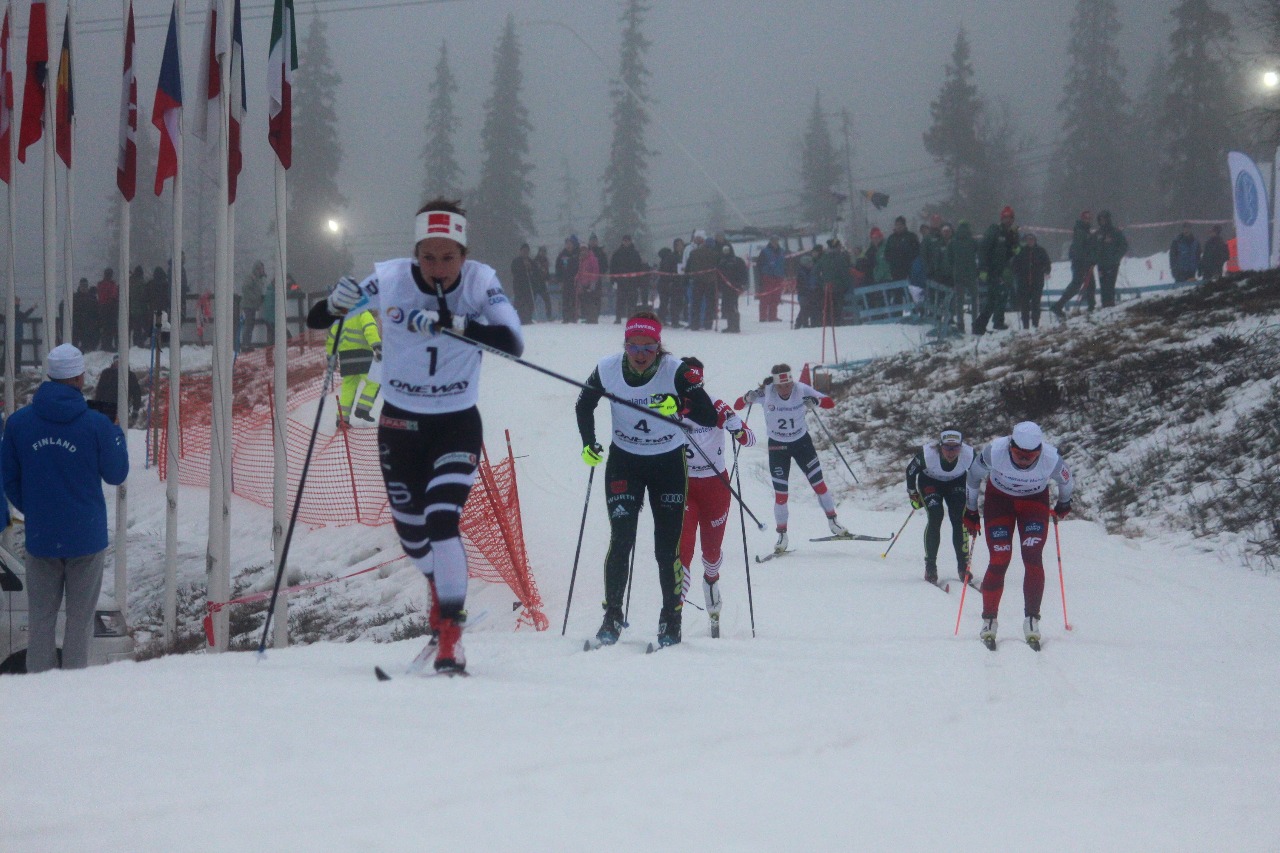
[414,210,467,247]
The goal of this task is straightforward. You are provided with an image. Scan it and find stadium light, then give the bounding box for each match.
[1263,70,1280,89]
[326,218,343,235]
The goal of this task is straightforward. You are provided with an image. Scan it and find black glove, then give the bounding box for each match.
[372,344,382,362]
[1054,500,1071,519]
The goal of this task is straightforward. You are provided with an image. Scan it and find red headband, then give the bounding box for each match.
[624,317,662,342]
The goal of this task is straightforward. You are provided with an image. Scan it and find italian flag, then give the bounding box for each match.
[267,0,295,168]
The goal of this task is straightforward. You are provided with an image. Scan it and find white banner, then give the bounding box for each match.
[1228,151,1270,271]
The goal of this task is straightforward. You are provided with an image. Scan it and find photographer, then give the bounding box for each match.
[1,344,130,672]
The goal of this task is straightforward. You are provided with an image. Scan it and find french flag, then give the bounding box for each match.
[151,1,182,196]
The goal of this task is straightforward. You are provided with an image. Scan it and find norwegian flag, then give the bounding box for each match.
[0,4,14,185]
[116,1,136,201]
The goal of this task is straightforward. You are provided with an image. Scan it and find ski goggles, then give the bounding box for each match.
[625,343,659,356]
[940,429,962,446]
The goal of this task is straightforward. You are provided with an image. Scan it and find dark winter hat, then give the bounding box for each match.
[1098,210,1112,222]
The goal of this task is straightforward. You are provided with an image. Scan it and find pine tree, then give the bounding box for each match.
[1052,0,1131,222]
[1161,0,1238,218]
[289,13,352,294]
[1131,53,1171,222]
[105,121,168,275]
[557,156,580,241]
[469,15,535,265]
[422,42,462,201]
[922,29,987,224]
[799,91,842,229]
[600,0,653,254]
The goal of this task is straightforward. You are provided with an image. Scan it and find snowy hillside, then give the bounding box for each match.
[3,277,1279,851]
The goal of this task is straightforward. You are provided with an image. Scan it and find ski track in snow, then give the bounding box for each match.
[3,275,1279,851]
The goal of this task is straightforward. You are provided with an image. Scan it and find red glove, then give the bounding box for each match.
[963,509,981,537]
[733,396,747,411]
[819,396,835,410]
[732,424,755,446]
[714,399,735,427]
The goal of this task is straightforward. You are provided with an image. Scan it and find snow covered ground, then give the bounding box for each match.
[4,276,1279,851]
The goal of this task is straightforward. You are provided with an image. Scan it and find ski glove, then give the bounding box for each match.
[406,309,466,335]
[909,490,924,510]
[581,443,605,467]
[648,394,678,418]
[327,276,363,315]
[963,509,982,537]
[1054,500,1071,520]
[803,396,818,408]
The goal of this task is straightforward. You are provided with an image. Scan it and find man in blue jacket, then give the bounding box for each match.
[2,344,129,672]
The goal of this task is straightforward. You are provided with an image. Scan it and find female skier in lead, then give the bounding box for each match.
[309,199,523,674]
[734,364,848,555]
[576,311,722,649]
[676,357,754,638]
[963,421,1073,649]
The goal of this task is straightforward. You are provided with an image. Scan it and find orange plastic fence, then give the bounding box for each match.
[151,336,547,630]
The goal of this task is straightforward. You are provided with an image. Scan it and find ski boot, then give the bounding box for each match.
[657,608,682,648]
[703,575,722,639]
[433,611,466,674]
[774,530,789,555]
[924,562,938,584]
[980,617,998,650]
[595,606,625,646]
[827,516,849,536]
[1023,615,1041,650]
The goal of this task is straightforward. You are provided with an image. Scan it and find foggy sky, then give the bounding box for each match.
[2,0,1228,301]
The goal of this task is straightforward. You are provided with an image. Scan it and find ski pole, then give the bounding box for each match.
[954,532,973,636]
[807,406,860,484]
[258,316,345,655]
[623,545,636,625]
[439,327,767,529]
[1053,515,1072,631]
[881,507,916,558]
[560,467,595,635]
[732,405,757,637]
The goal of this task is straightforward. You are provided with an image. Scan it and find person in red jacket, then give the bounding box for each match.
[735,364,846,554]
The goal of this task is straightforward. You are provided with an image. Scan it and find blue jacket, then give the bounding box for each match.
[2,381,129,558]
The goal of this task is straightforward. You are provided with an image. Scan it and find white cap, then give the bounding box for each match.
[1011,421,1043,451]
[693,229,707,240]
[46,343,85,380]
[414,210,467,247]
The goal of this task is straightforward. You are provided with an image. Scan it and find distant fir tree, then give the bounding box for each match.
[106,122,169,276]
[1160,0,1238,219]
[557,156,580,241]
[799,91,842,229]
[1247,0,1280,141]
[289,13,352,293]
[922,29,988,224]
[600,0,653,253]
[470,15,535,264]
[1130,53,1172,222]
[706,192,728,235]
[1052,0,1131,223]
[422,42,462,201]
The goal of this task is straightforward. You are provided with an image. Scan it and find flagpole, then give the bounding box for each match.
[39,6,52,360]
[3,1,15,419]
[114,0,132,615]
[207,0,232,652]
[162,0,185,647]
[271,153,287,649]
[59,2,71,352]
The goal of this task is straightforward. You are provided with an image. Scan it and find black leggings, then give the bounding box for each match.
[602,446,688,616]
[377,403,482,607]
[918,473,967,570]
